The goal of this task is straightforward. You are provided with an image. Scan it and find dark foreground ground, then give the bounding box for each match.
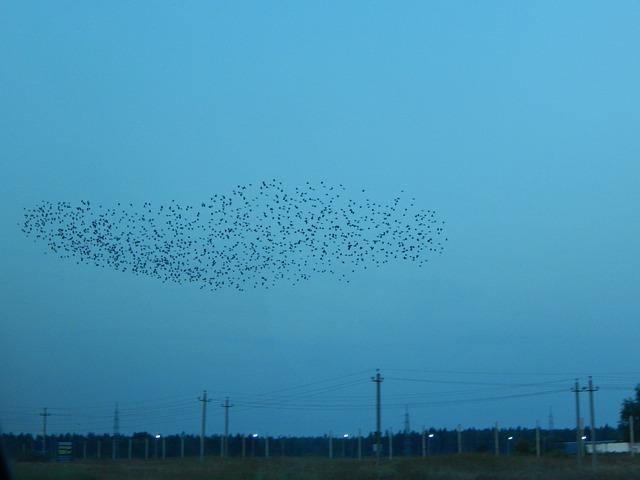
[10,455,640,480]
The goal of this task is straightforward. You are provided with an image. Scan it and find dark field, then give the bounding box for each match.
[10,456,640,480]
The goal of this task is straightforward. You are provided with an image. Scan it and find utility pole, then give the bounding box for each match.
[112,403,120,460]
[39,408,51,456]
[535,420,541,458]
[494,422,499,456]
[180,433,185,459]
[571,380,582,466]
[198,390,211,461]
[630,416,635,457]
[329,432,334,459]
[221,397,233,458]
[585,376,599,470]
[372,369,384,464]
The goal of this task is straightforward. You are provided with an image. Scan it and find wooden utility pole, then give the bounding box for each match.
[39,408,50,456]
[630,416,635,457]
[222,397,233,457]
[329,432,333,459]
[585,377,599,470]
[372,369,384,464]
[198,390,211,461]
[572,380,582,466]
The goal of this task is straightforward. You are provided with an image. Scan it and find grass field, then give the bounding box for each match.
[10,455,640,480]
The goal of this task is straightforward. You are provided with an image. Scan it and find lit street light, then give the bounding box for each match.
[252,433,258,457]
[507,436,513,456]
[427,433,434,456]
[154,434,161,459]
[342,434,349,457]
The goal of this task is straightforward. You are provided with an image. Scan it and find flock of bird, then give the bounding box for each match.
[21,181,446,291]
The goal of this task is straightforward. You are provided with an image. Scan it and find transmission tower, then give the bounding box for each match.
[403,405,411,456]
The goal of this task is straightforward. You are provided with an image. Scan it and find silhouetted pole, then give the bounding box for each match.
[39,408,50,456]
[535,421,541,458]
[372,369,384,464]
[631,417,636,455]
[222,397,233,457]
[329,431,333,459]
[112,403,120,460]
[457,424,462,454]
[494,422,499,456]
[265,434,270,458]
[198,390,211,461]
[585,376,598,470]
[572,380,582,466]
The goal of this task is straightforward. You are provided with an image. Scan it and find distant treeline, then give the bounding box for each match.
[1,425,623,461]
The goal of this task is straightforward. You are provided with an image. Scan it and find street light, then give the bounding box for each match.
[507,436,513,456]
[342,434,349,457]
[154,435,161,459]
[252,434,258,457]
[427,433,434,456]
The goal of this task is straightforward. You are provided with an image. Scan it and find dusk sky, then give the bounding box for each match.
[2,1,639,437]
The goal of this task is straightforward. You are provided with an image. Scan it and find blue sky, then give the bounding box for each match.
[1,1,639,436]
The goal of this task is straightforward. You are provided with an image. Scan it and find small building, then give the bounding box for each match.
[585,442,639,454]
[565,441,640,454]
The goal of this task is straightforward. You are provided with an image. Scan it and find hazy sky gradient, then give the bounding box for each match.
[2,1,639,436]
